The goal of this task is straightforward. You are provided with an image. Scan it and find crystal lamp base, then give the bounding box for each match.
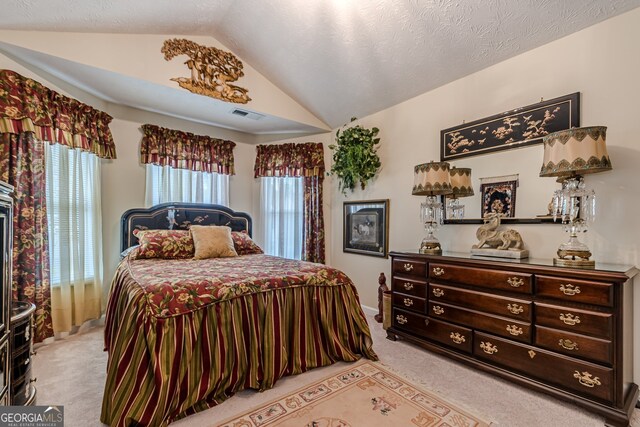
[554,235,595,267]
[419,236,442,255]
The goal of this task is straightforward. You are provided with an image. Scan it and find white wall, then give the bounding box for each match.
[329,5,640,305]
[326,7,640,376]
[0,53,258,304]
[0,30,328,130]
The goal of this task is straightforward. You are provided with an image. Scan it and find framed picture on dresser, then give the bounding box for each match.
[343,199,389,258]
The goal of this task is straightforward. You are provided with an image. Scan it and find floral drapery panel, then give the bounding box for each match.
[303,176,325,263]
[254,142,325,264]
[0,69,117,342]
[0,69,117,160]
[0,133,53,342]
[140,124,236,175]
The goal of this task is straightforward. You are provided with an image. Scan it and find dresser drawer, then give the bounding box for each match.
[536,275,613,307]
[474,332,613,403]
[428,301,531,343]
[429,263,532,294]
[393,309,472,354]
[535,303,612,339]
[429,284,531,321]
[393,258,426,278]
[392,293,426,313]
[535,326,612,365]
[392,277,427,298]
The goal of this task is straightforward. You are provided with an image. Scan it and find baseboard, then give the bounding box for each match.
[360,304,377,316]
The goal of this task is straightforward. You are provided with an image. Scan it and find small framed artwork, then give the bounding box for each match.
[480,179,517,218]
[343,199,389,258]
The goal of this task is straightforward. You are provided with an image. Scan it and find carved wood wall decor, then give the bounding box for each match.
[162,38,251,104]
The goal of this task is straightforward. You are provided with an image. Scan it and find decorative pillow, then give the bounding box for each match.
[231,231,264,255]
[190,225,238,259]
[133,229,195,259]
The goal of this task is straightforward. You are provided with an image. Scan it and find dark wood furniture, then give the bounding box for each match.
[0,182,13,405]
[10,302,35,405]
[387,251,638,427]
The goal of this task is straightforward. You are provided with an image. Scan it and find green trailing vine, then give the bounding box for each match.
[329,118,381,194]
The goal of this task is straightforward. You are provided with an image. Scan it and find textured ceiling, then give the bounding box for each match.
[3,0,640,129]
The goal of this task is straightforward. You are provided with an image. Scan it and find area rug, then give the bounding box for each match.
[217,360,490,427]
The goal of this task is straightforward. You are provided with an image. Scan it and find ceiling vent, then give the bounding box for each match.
[230,108,265,120]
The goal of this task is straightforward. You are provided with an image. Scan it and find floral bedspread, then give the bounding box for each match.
[125,254,351,318]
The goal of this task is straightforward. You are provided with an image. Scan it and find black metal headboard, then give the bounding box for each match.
[121,202,253,252]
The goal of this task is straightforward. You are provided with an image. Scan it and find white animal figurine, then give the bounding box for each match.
[473,212,524,250]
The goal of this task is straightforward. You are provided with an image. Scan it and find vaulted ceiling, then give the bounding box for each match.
[2,0,639,132]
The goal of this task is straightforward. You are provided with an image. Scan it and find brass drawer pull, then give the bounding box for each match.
[480,341,498,355]
[559,313,581,326]
[528,350,536,359]
[403,263,414,272]
[560,284,581,296]
[573,370,601,388]
[432,267,445,276]
[403,298,414,307]
[432,305,444,315]
[396,314,408,325]
[507,277,524,288]
[403,282,414,291]
[450,332,466,344]
[506,325,523,336]
[559,339,579,351]
[432,288,444,297]
[507,303,524,315]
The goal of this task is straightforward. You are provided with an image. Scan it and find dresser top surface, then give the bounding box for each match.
[390,250,638,277]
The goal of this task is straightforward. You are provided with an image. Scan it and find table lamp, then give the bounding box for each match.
[446,167,474,219]
[412,161,452,254]
[539,126,612,267]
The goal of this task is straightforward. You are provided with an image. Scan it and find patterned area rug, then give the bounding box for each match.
[217,360,490,427]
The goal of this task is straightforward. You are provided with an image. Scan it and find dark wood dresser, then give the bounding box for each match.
[11,302,36,405]
[0,182,13,405]
[387,251,638,426]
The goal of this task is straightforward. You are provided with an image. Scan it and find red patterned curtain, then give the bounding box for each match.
[0,133,52,342]
[254,142,325,263]
[0,69,117,159]
[0,69,117,342]
[140,124,236,174]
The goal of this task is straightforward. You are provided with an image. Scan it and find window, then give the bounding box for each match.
[260,177,304,260]
[145,164,229,206]
[46,143,102,286]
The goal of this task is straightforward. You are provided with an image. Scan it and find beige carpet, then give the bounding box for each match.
[32,309,640,427]
[217,360,489,427]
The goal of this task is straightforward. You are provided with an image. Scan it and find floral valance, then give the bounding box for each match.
[254,142,325,178]
[0,69,116,159]
[140,124,235,175]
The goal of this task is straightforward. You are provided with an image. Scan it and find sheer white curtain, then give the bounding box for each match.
[145,164,229,206]
[46,142,103,334]
[260,177,304,259]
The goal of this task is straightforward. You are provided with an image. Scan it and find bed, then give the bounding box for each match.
[101,203,377,427]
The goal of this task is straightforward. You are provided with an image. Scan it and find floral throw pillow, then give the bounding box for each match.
[132,229,195,259]
[231,231,264,255]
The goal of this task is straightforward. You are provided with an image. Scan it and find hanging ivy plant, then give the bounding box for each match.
[329,118,381,195]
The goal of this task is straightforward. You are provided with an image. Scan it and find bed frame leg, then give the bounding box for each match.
[374,272,388,323]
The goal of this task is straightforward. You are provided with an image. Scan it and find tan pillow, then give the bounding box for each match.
[190,225,238,259]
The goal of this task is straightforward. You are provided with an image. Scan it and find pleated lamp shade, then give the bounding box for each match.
[449,167,474,198]
[540,126,612,177]
[412,162,452,196]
